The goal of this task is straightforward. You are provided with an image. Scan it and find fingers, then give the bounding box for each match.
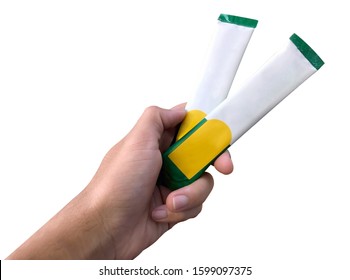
[152,173,214,223]
[213,151,234,175]
[151,151,234,224]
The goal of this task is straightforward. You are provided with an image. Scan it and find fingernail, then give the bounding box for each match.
[173,195,189,211]
[152,208,168,220]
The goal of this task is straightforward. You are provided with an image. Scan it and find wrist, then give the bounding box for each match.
[61,188,116,259]
[7,187,115,260]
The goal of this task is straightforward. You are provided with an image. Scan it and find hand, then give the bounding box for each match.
[7,105,233,260]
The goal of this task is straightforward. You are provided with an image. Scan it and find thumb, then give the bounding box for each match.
[133,105,186,141]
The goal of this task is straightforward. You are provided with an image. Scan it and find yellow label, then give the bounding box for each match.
[169,119,232,179]
[176,110,207,141]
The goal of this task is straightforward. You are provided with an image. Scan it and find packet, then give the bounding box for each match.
[161,33,324,190]
[177,14,258,140]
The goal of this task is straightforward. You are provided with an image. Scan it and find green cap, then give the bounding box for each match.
[290,33,325,70]
[218,14,258,28]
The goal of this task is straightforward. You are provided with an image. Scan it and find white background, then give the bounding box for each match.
[1,0,349,279]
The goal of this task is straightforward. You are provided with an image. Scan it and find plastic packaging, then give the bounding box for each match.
[176,14,258,140]
[161,33,324,190]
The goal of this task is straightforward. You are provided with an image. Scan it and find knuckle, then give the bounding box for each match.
[143,105,160,117]
[141,106,164,133]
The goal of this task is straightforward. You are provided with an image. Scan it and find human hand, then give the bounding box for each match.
[88,105,233,259]
[7,105,233,260]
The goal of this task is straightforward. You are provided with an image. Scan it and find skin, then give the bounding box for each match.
[7,105,233,260]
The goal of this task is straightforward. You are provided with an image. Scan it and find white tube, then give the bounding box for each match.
[186,14,258,113]
[207,33,325,144]
[161,33,324,189]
